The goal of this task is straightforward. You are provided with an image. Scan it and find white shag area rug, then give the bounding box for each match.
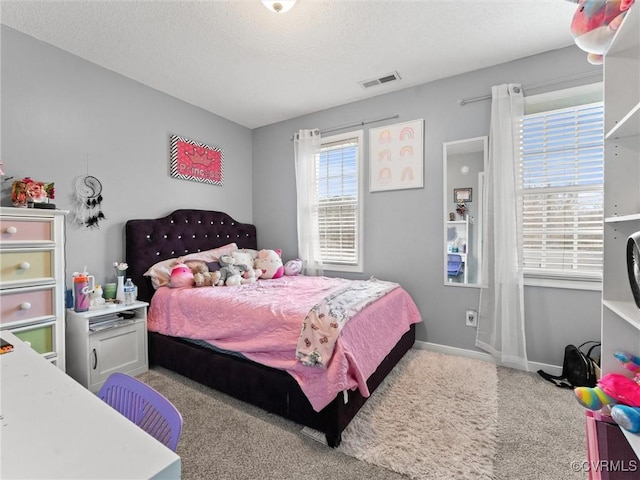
[320,349,498,479]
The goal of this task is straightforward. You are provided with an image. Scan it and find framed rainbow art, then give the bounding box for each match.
[369,119,424,192]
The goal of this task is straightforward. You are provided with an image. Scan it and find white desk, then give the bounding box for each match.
[0,331,181,479]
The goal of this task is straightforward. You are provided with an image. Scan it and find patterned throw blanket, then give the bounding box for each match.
[296,278,399,368]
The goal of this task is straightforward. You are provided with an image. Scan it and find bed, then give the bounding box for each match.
[126,209,421,447]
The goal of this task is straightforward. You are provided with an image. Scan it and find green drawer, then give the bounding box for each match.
[13,323,55,355]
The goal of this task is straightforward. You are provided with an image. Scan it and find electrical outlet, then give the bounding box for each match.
[465,310,478,327]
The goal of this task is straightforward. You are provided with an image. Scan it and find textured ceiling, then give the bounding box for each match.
[1,1,579,129]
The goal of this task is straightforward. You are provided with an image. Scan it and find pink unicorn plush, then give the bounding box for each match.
[568,0,635,65]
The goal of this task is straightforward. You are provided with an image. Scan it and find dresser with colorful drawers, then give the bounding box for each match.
[0,207,68,370]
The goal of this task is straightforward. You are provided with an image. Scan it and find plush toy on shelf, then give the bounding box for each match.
[89,284,106,308]
[568,0,635,65]
[574,350,640,433]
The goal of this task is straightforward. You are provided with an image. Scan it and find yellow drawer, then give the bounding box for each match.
[0,250,53,283]
[0,287,55,326]
[12,321,56,355]
[0,218,52,243]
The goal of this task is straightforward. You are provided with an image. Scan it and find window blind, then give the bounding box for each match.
[315,137,360,265]
[519,102,604,279]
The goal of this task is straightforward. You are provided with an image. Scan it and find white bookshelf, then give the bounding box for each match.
[601,3,640,459]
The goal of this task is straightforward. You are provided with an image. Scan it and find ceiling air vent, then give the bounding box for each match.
[359,71,401,89]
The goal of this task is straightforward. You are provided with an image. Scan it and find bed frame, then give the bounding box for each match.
[126,209,415,447]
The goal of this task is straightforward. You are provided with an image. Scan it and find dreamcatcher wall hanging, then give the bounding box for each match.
[74,175,105,228]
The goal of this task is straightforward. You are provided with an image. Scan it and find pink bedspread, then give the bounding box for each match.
[147,275,422,411]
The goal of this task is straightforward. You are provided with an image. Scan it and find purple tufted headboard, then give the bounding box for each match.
[125,209,257,303]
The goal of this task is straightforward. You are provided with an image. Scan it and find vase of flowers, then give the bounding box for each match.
[114,262,128,303]
[11,177,55,207]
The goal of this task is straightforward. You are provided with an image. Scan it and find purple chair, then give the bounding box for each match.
[98,372,183,451]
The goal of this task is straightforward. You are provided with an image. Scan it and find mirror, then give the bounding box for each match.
[443,136,487,287]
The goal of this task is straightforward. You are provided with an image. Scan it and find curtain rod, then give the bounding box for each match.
[290,113,399,141]
[457,70,602,106]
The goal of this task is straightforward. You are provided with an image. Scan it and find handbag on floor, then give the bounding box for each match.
[537,341,600,389]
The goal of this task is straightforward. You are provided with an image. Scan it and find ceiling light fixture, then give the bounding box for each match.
[261,1,297,13]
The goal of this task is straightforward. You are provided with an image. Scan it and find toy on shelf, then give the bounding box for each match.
[568,0,636,65]
[574,350,640,433]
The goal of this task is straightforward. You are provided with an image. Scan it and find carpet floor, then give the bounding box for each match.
[137,349,588,480]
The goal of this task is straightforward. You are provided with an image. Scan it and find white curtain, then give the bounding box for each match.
[476,84,528,371]
[294,129,324,276]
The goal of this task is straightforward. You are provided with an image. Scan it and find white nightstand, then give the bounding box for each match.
[65,301,149,392]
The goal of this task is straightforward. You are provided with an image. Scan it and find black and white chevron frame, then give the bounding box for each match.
[170,134,224,186]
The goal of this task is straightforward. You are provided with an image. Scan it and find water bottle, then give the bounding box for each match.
[124,278,135,306]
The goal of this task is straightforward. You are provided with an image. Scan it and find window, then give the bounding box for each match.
[519,88,604,282]
[314,130,364,272]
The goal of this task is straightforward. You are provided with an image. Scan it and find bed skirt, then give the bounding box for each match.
[148,323,416,446]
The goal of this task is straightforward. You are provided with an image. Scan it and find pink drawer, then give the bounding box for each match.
[0,219,52,242]
[0,288,54,325]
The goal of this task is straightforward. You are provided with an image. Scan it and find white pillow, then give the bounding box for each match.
[144,258,179,289]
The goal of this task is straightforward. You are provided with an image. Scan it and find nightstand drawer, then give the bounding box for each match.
[0,218,52,243]
[0,287,55,326]
[0,250,53,284]
[12,320,56,356]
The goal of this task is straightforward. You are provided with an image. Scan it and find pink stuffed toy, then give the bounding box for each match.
[284,258,303,276]
[168,262,194,288]
[255,249,284,279]
[568,0,635,65]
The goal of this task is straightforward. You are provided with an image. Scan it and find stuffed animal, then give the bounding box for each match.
[568,0,635,65]
[194,270,221,287]
[241,266,262,285]
[255,249,284,279]
[284,258,303,276]
[168,262,194,288]
[217,254,245,286]
[574,350,640,432]
[89,284,106,307]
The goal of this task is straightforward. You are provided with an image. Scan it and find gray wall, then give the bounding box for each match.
[252,45,603,367]
[2,25,602,367]
[1,27,253,286]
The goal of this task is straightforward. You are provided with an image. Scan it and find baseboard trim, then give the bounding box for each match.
[413,340,562,376]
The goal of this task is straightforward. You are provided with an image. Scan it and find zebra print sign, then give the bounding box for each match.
[170,134,224,186]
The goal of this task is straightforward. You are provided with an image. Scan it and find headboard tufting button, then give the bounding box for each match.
[192,234,196,238]
[146,234,151,239]
[178,235,182,239]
